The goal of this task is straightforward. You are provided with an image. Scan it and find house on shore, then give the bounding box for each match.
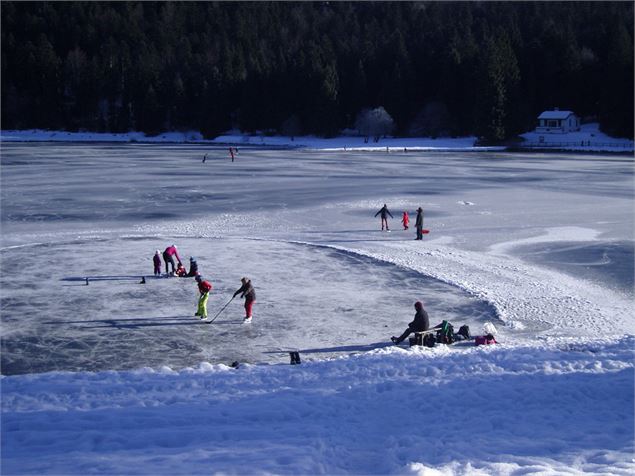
[535,109,580,134]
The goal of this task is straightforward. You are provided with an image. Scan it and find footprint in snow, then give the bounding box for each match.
[458,200,475,206]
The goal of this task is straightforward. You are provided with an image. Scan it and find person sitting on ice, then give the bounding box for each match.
[175,262,187,277]
[233,277,256,323]
[391,301,430,344]
[162,244,182,275]
[187,257,199,277]
[195,275,213,320]
[152,250,162,276]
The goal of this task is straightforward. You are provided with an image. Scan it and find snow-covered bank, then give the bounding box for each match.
[2,122,633,152]
[2,337,633,475]
[0,128,493,151]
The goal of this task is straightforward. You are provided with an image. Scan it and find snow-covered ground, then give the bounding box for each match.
[0,138,633,475]
[519,123,634,152]
[3,122,633,152]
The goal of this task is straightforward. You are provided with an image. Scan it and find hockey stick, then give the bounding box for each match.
[206,295,235,324]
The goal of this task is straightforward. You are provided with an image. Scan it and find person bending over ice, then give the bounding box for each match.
[163,244,182,275]
[391,301,430,344]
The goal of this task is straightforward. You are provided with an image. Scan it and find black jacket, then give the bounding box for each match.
[415,210,424,228]
[375,206,393,219]
[408,308,429,332]
[233,281,256,302]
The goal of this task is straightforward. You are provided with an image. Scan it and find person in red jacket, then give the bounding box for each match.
[162,244,182,275]
[401,211,409,230]
[175,263,187,277]
[195,275,213,319]
[233,277,256,323]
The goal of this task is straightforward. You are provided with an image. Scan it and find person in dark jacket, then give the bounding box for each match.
[152,250,162,276]
[187,257,199,277]
[374,204,394,231]
[233,277,256,322]
[391,301,430,344]
[415,207,424,240]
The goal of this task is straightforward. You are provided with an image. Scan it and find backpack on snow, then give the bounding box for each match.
[436,320,455,344]
[457,325,471,340]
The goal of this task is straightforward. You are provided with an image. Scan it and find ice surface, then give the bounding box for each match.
[1,142,633,475]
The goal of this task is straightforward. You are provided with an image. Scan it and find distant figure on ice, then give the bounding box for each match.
[176,262,188,277]
[374,204,394,231]
[415,207,424,240]
[401,211,410,230]
[202,153,208,163]
[195,275,213,319]
[391,301,430,344]
[162,244,182,275]
[229,147,236,162]
[153,250,162,276]
[233,277,256,323]
[187,257,199,277]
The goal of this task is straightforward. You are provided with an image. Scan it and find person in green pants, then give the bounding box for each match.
[195,275,212,319]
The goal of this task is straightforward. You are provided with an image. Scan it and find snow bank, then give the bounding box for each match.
[2,338,633,475]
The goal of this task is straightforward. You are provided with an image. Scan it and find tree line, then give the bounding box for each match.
[2,1,633,141]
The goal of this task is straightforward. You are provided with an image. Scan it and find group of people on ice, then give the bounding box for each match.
[374,204,426,239]
[391,301,497,347]
[153,245,255,323]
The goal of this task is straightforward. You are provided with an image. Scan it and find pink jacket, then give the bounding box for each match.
[164,246,182,263]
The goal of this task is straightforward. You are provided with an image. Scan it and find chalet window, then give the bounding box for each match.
[547,120,559,127]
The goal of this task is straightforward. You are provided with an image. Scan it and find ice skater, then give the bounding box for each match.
[153,250,162,276]
[233,277,256,323]
[195,275,213,319]
[415,207,424,240]
[162,244,182,275]
[374,204,394,231]
[401,211,409,230]
[229,147,236,162]
[391,301,430,344]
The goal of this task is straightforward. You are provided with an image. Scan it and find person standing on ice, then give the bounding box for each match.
[374,204,394,231]
[153,250,162,276]
[415,207,424,240]
[195,275,213,319]
[229,147,236,162]
[391,301,430,344]
[401,211,410,230]
[233,277,256,323]
[162,244,182,275]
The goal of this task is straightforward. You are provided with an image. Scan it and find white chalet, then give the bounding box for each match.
[535,109,580,134]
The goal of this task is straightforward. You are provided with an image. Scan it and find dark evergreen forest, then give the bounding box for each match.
[2,1,633,140]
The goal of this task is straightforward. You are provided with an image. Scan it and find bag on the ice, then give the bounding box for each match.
[409,333,424,346]
[458,325,471,339]
[436,320,454,344]
[475,334,497,346]
[423,333,436,348]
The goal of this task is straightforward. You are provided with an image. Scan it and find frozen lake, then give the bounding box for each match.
[1,143,633,375]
